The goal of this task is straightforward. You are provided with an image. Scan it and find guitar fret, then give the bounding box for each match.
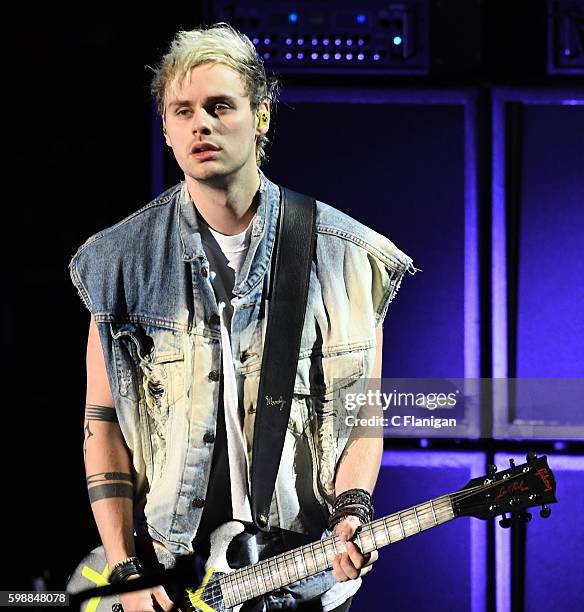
[320,540,327,564]
[242,567,252,600]
[310,543,318,572]
[297,548,308,578]
[252,565,263,596]
[282,553,292,583]
[367,523,377,551]
[397,512,406,538]
[331,537,338,555]
[354,531,363,552]
[413,506,421,532]
[270,556,280,589]
[233,570,243,603]
[264,558,275,592]
[430,499,438,525]
[382,518,391,544]
[251,565,259,597]
[254,564,266,593]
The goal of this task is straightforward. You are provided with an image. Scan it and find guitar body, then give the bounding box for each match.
[67,521,304,612]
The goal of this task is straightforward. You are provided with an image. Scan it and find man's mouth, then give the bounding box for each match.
[191,142,220,154]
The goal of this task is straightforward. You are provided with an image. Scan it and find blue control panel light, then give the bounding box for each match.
[357,14,366,24]
[393,35,403,46]
[288,12,298,23]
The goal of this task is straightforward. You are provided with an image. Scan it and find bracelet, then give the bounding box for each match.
[329,488,374,531]
[108,556,145,583]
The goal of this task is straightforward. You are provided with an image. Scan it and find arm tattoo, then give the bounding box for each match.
[86,472,133,485]
[88,483,133,503]
[85,404,118,423]
[87,471,133,503]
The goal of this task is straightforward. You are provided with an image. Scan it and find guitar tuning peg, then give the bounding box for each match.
[509,458,516,468]
[519,510,532,523]
[540,505,552,519]
[487,464,497,477]
[499,514,512,528]
[526,451,537,461]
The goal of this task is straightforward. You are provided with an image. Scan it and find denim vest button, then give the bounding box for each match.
[209,313,220,325]
[203,431,215,443]
[201,267,208,278]
[192,498,205,508]
[208,370,220,382]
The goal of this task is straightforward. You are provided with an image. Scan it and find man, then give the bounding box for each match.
[70,23,414,611]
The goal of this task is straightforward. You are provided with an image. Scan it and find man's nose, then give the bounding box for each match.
[191,107,212,134]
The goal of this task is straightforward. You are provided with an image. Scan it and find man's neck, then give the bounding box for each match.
[185,165,261,236]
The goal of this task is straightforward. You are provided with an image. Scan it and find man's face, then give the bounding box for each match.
[163,63,269,183]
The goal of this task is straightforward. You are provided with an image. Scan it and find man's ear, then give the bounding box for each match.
[163,121,172,147]
[256,100,271,135]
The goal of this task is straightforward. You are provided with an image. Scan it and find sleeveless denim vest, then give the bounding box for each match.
[69,172,414,557]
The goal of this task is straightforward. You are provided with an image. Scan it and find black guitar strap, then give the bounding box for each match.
[250,186,316,531]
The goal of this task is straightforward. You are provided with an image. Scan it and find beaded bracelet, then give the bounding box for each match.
[108,556,145,583]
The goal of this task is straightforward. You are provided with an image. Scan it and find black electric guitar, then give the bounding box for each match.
[68,454,557,611]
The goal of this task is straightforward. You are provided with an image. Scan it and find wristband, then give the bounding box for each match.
[108,556,145,583]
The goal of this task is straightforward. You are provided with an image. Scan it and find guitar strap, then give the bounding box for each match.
[250,186,316,532]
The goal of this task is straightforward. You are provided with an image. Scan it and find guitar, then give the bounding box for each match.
[68,454,557,611]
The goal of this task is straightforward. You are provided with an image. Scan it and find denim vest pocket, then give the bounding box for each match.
[293,351,365,502]
[109,321,185,485]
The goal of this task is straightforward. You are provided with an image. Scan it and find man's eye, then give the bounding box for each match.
[213,103,230,112]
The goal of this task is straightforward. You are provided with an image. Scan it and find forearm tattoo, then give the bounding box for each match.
[86,471,133,503]
[85,404,118,422]
[83,404,118,458]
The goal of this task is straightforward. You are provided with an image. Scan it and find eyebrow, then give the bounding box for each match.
[167,95,239,108]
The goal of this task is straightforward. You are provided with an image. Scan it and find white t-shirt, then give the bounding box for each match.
[199,215,360,611]
[199,216,253,523]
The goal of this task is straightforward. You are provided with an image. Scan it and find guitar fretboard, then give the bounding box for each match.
[219,494,455,608]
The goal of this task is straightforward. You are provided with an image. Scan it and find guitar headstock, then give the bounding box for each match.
[453,454,557,523]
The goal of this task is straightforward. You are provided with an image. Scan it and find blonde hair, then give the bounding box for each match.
[149,22,279,166]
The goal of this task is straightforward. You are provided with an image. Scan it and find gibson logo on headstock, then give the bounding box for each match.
[536,468,553,492]
[495,479,529,501]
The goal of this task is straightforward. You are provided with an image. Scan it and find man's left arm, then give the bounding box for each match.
[331,324,384,582]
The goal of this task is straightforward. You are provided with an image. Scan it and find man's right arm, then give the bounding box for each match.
[85,315,174,611]
[84,314,136,566]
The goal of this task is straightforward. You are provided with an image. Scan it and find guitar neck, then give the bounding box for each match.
[219,494,455,608]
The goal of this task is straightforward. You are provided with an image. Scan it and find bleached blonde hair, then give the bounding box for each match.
[149,22,279,166]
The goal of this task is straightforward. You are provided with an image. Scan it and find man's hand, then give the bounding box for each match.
[331,516,378,582]
[118,575,176,612]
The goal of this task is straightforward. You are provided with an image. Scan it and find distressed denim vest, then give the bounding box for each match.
[69,172,413,562]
